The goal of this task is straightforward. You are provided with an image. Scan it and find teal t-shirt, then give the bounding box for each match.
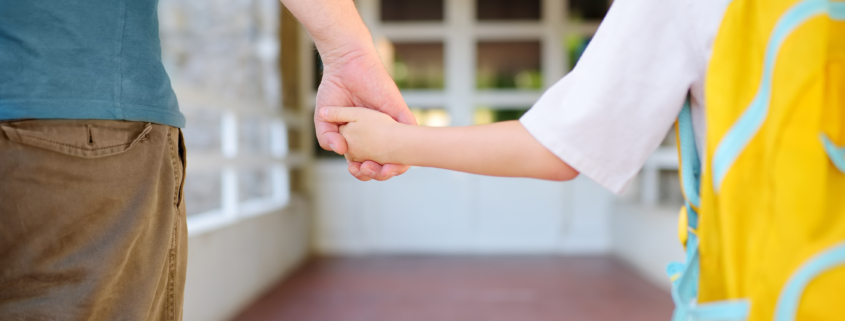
[0,0,185,128]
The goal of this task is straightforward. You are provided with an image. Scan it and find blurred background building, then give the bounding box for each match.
[157,0,688,320]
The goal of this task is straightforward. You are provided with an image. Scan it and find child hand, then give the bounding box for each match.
[321,107,404,165]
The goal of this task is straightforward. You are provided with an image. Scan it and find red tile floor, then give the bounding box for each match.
[232,256,673,321]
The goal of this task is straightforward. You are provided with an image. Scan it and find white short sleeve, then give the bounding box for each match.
[520,0,709,194]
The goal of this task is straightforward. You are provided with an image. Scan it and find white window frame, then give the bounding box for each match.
[175,85,303,236]
[307,0,601,125]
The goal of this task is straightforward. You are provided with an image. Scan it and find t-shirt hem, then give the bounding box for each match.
[0,99,185,128]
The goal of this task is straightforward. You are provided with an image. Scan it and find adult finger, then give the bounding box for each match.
[380,163,410,178]
[348,156,397,182]
[359,78,417,126]
[314,115,348,155]
[394,108,419,126]
[361,161,406,181]
[320,106,369,124]
[357,161,384,180]
[375,101,418,126]
[347,161,373,181]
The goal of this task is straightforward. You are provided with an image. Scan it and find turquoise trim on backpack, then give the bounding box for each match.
[690,300,751,320]
[774,242,845,321]
[820,134,845,174]
[711,0,834,192]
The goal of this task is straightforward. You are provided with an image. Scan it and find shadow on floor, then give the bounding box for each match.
[232,256,673,321]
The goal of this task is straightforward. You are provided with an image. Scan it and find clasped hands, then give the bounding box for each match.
[313,44,415,182]
[314,48,579,183]
[323,106,404,166]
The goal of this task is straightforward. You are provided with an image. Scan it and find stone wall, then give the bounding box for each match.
[158,0,281,106]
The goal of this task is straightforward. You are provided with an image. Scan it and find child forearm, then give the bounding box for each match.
[391,121,578,181]
[326,107,577,181]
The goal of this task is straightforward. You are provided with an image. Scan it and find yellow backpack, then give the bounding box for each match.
[668,0,845,320]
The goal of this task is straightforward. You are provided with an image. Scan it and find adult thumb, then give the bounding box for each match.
[320,107,358,123]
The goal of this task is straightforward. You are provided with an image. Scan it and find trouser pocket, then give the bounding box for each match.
[0,119,152,158]
[176,129,187,208]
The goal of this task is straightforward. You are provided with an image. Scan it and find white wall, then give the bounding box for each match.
[313,160,614,255]
[313,159,685,293]
[182,197,310,321]
[610,201,685,290]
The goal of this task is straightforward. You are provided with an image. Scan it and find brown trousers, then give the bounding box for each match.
[0,120,187,321]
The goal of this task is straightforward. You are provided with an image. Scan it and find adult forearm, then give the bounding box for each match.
[280,0,374,60]
[393,121,578,181]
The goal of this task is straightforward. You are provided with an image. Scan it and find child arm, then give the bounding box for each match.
[322,107,578,181]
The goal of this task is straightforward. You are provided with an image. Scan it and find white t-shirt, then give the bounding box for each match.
[520,0,730,194]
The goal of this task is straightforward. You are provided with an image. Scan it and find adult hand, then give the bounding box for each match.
[279,0,416,181]
[315,47,417,181]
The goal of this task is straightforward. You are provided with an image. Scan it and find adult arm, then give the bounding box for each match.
[280,0,417,181]
[323,107,578,181]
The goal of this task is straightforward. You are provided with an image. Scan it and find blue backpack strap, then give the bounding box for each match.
[668,97,701,318]
[668,97,751,321]
[677,98,701,214]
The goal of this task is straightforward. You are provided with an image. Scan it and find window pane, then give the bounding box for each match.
[182,108,222,153]
[239,168,273,201]
[474,108,528,125]
[567,35,592,71]
[184,171,222,217]
[411,108,450,127]
[477,0,541,20]
[569,0,610,21]
[392,42,444,89]
[660,170,684,206]
[477,41,542,89]
[381,0,443,21]
[239,115,272,155]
